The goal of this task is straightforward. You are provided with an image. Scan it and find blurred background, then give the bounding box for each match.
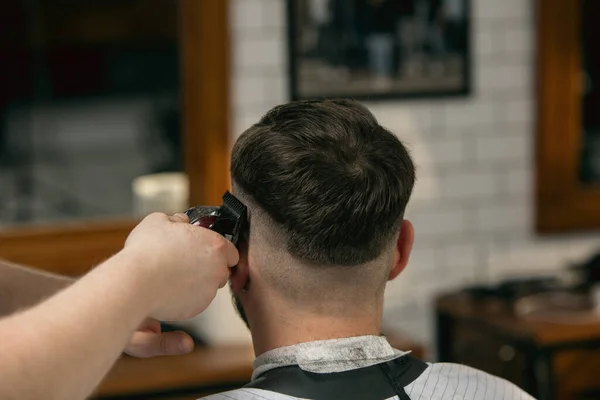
[0,0,183,225]
[2,0,600,399]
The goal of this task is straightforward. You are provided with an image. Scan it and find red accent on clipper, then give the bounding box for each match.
[185,191,248,247]
[194,215,217,229]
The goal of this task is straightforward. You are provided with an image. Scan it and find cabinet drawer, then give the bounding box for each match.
[449,322,527,388]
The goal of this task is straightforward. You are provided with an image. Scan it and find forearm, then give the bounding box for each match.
[0,260,74,317]
[0,250,159,400]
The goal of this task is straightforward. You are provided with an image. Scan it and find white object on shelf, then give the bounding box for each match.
[132,172,189,217]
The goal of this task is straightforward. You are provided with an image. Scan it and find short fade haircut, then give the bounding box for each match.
[231,99,415,266]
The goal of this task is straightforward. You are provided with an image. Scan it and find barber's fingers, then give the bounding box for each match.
[222,238,240,267]
[170,210,239,267]
[199,227,240,268]
[125,330,194,358]
[169,213,189,223]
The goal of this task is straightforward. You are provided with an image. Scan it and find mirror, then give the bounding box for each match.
[0,0,185,227]
[536,0,600,233]
[0,0,231,275]
[580,0,600,186]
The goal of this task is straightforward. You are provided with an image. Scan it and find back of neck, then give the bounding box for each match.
[249,306,383,356]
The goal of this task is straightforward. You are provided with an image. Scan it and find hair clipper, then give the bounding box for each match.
[185,191,248,247]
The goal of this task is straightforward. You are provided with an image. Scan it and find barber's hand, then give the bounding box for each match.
[124,212,239,322]
[125,318,194,358]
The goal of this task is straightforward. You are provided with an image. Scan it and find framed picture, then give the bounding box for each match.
[287,0,471,101]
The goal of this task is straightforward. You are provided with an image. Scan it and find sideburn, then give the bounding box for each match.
[231,288,250,329]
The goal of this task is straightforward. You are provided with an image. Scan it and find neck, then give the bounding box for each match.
[247,296,383,356]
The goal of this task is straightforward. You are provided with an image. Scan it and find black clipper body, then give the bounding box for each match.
[185,191,248,247]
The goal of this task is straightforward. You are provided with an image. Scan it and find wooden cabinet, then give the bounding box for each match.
[447,322,529,389]
[436,292,600,400]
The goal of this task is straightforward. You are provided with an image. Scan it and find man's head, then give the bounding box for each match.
[229,99,416,330]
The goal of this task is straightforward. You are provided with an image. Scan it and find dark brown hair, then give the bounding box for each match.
[231,99,415,266]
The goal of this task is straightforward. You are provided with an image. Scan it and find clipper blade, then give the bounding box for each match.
[185,192,248,247]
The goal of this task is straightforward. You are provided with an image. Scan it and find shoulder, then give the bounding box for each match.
[405,362,536,400]
[200,388,303,400]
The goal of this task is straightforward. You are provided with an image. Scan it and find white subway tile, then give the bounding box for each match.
[440,170,498,199]
[383,281,413,305]
[428,103,448,129]
[386,272,437,310]
[396,315,433,353]
[237,36,284,69]
[500,122,534,142]
[495,84,533,103]
[505,99,534,124]
[231,110,263,140]
[485,240,512,282]
[371,105,442,138]
[233,76,269,107]
[435,265,478,292]
[262,0,285,29]
[404,104,441,132]
[475,134,528,161]
[408,206,468,237]
[371,105,433,138]
[506,166,532,197]
[439,242,480,273]
[407,244,438,273]
[474,26,497,57]
[429,138,467,165]
[475,202,531,232]
[382,299,422,325]
[443,101,496,128]
[503,26,534,56]
[476,63,530,93]
[232,0,265,29]
[412,280,443,306]
[506,238,573,273]
[231,29,266,55]
[411,170,441,202]
[385,250,439,304]
[411,138,465,171]
[264,73,288,105]
[475,0,532,20]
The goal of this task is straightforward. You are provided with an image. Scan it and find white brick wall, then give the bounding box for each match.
[219,0,600,356]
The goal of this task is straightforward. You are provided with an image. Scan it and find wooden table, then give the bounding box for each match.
[93,345,255,399]
[436,292,600,348]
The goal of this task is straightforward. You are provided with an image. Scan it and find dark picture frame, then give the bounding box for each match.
[287,0,472,101]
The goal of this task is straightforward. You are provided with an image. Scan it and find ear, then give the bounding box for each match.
[229,238,250,293]
[388,220,414,281]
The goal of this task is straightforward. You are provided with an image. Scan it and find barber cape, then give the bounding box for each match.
[202,336,536,400]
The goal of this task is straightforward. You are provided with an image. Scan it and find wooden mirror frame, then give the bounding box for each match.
[0,0,231,275]
[536,0,600,233]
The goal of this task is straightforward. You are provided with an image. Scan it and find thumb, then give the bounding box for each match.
[125,330,194,358]
[169,213,190,223]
